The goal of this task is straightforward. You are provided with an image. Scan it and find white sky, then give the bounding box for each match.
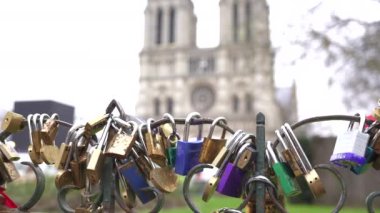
[1,0,379,134]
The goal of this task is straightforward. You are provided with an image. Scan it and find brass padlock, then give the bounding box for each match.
[150,166,178,193]
[39,114,59,165]
[0,141,20,161]
[0,152,20,183]
[40,113,60,145]
[55,169,73,189]
[55,139,74,189]
[211,130,244,168]
[86,117,112,184]
[27,114,43,164]
[199,117,228,164]
[275,130,303,177]
[235,135,256,170]
[55,142,71,170]
[1,111,25,133]
[304,169,326,198]
[55,124,83,169]
[131,147,153,180]
[282,124,325,198]
[105,119,138,159]
[143,119,166,166]
[70,135,87,189]
[84,114,110,138]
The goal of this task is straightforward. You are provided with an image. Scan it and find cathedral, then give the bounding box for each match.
[136,0,297,135]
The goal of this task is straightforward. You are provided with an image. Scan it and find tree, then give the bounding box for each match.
[299,1,380,109]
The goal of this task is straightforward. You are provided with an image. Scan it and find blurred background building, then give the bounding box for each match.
[136,0,297,136]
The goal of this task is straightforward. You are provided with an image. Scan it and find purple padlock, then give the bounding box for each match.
[216,142,249,197]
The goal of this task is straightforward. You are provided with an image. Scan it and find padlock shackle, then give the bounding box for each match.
[138,123,150,155]
[207,117,228,139]
[216,131,245,175]
[27,114,34,145]
[71,129,85,161]
[275,129,289,150]
[137,123,155,167]
[183,112,202,141]
[283,124,312,172]
[163,113,177,133]
[358,113,366,131]
[105,99,127,121]
[32,114,41,130]
[39,113,50,130]
[97,118,112,150]
[266,141,278,164]
[113,117,138,135]
[233,142,251,165]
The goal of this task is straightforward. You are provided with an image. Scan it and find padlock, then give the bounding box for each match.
[202,131,246,202]
[116,167,136,208]
[0,141,20,161]
[55,169,73,189]
[166,133,179,167]
[199,117,228,164]
[55,124,81,169]
[1,111,25,133]
[40,113,59,145]
[105,119,138,158]
[150,165,178,193]
[350,146,376,174]
[84,114,110,138]
[330,113,369,167]
[27,114,43,164]
[87,117,112,184]
[144,119,166,166]
[235,135,256,171]
[0,152,20,183]
[160,113,178,167]
[117,153,156,204]
[282,123,325,198]
[70,133,87,189]
[158,113,176,149]
[275,129,303,177]
[211,130,244,168]
[266,141,301,197]
[175,112,204,175]
[39,114,59,165]
[55,136,75,189]
[216,137,253,198]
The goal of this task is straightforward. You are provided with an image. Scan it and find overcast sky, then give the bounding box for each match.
[1,0,379,133]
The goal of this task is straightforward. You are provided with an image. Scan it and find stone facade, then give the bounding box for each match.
[137,0,296,136]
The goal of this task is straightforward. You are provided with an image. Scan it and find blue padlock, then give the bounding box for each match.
[175,112,203,176]
[118,150,155,204]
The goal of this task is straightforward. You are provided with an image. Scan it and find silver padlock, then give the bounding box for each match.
[330,113,369,167]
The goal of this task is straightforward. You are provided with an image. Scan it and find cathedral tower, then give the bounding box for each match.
[137,0,286,135]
